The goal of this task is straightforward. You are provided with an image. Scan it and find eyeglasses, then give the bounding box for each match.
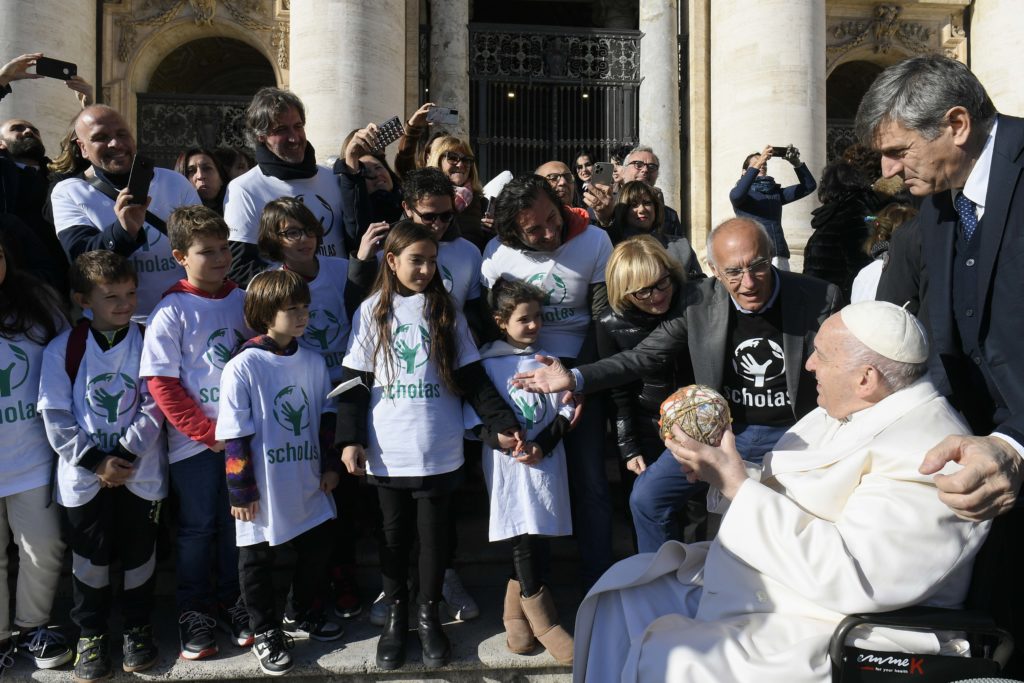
[627,160,659,173]
[630,274,672,301]
[409,205,455,224]
[278,226,319,242]
[720,257,771,282]
[576,162,594,170]
[443,151,475,166]
[544,172,573,184]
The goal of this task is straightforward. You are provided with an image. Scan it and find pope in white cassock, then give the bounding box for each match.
[571,301,991,683]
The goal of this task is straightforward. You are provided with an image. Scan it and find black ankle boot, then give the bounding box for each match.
[376,600,408,670]
[416,600,451,668]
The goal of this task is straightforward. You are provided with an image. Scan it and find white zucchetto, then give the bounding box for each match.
[839,301,928,363]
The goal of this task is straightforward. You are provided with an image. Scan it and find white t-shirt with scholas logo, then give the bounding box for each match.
[480,226,612,359]
[438,237,482,309]
[343,291,479,478]
[277,256,352,383]
[217,346,337,547]
[141,288,250,463]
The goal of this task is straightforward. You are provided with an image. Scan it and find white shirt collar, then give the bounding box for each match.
[961,116,998,219]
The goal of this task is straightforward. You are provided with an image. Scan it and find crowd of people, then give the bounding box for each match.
[0,47,1021,683]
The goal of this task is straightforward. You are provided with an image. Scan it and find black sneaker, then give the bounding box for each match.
[218,599,255,647]
[18,625,73,669]
[177,610,218,660]
[281,613,344,642]
[73,635,111,682]
[0,639,15,677]
[122,625,158,673]
[252,629,294,676]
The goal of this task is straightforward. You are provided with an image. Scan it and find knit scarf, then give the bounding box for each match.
[453,182,475,213]
[255,142,319,180]
[753,176,780,194]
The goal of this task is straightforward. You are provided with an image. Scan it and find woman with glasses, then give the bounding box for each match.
[609,181,704,281]
[597,237,697,549]
[427,136,489,251]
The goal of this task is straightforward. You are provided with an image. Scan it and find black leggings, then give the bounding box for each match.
[511,534,543,598]
[376,487,450,604]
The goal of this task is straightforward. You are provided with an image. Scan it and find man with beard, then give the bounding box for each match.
[223,87,344,286]
[50,105,200,318]
[729,145,817,271]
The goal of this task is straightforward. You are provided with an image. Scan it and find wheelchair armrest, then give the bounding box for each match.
[829,606,1014,672]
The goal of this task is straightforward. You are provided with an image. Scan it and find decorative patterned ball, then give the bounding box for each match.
[659,384,732,446]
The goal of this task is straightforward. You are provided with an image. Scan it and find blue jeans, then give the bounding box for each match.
[169,449,239,612]
[564,396,613,592]
[628,423,789,553]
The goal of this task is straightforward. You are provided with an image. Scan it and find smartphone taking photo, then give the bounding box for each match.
[34,57,77,80]
[126,155,155,206]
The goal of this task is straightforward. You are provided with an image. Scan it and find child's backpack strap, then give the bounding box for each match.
[65,319,91,382]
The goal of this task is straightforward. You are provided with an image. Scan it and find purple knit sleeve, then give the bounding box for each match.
[225,436,259,506]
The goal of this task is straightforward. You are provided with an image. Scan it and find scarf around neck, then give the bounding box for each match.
[255,142,319,180]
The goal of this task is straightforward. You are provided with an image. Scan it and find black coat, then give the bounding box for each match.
[802,190,877,298]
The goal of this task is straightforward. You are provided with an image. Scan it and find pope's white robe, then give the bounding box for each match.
[573,379,990,683]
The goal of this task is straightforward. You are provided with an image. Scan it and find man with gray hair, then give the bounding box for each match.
[514,216,841,552]
[857,53,1024,675]
[223,86,344,285]
[585,145,685,236]
[571,301,989,683]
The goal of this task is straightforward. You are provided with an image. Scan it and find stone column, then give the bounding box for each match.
[290,0,406,163]
[639,0,682,215]
[970,0,1024,116]
[709,0,826,269]
[0,2,96,154]
[429,0,470,141]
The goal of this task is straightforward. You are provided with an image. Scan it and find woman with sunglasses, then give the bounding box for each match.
[609,181,704,281]
[426,136,489,251]
[597,236,696,551]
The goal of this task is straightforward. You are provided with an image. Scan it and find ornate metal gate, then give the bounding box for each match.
[469,23,642,179]
[136,93,253,169]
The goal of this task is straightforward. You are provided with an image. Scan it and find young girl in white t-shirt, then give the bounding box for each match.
[0,235,72,672]
[465,278,574,665]
[257,197,365,619]
[337,221,519,671]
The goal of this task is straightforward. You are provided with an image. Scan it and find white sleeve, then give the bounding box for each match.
[50,181,103,232]
[466,250,483,301]
[140,303,183,378]
[215,360,255,440]
[222,181,260,244]
[454,311,481,368]
[37,337,95,464]
[342,303,375,372]
[479,241,500,288]
[120,384,166,457]
[590,229,613,285]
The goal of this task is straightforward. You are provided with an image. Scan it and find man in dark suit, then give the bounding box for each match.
[514,216,843,551]
[858,54,1024,674]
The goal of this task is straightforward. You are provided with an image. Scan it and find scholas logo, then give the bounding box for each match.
[525,272,568,305]
[86,372,139,424]
[273,385,311,436]
[303,308,340,350]
[0,342,30,398]
[204,328,247,370]
[295,193,336,236]
[137,224,162,253]
[441,265,455,293]
[393,323,430,374]
[507,380,547,430]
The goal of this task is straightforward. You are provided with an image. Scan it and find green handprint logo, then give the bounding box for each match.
[273,386,311,436]
[525,272,568,305]
[441,265,455,293]
[509,384,547,430]
[0,342,30,397]
[205,328,247,369]
[393,324,430,374]
[303,309,340,350]
[86,373,138,424]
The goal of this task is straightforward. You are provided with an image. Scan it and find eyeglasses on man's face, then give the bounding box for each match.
[627,160,659,173]
[545,172,573,184]
[630,274,672,301]
[409,205,455,224]
[720,257,771,282]
[278,226,318,242]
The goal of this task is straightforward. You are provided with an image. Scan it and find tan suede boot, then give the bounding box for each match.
[520,585,573,665]
[503,579,537,654]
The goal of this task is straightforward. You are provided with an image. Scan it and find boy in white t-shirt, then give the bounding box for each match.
[139,206,252,660]
[39,252,167,682]
[218,270,344,676]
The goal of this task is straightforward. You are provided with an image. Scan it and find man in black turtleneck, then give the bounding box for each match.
[50,105,200,318]
[223,87,344,287]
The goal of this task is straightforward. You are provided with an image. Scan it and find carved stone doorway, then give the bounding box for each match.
[825,60,883,161]
[137,37,276,168]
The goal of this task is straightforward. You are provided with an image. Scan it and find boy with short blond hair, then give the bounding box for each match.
[38,251,166,681]
[140,205,253,660]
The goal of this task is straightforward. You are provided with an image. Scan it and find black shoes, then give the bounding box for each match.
[73,635,111,682]
[177,609,218,660]
[416,600,451,668]
[252,628,294,676]
[375,600,408,670]
[122,625,158,673]
[18,625,73,669]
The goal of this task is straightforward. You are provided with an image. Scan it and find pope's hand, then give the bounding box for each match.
[665,426,747,500]
[919,434,1023,522]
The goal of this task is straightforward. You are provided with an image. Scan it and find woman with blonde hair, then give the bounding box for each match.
[597,236,697,550]
[426,135,488,250]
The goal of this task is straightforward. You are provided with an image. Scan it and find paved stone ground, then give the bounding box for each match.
[7,457,637,681]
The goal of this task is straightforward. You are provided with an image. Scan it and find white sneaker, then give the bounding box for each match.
[369,591,389,627]
[442,568,480,621]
